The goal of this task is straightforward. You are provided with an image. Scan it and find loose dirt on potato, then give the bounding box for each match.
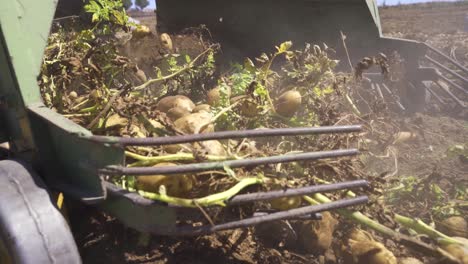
[62,5,468,264]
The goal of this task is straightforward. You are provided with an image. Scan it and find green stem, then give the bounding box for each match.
[303,194,396,237]
[79,104,99,113]
[125,151,233,167]
[133,46,214,91]
[345,93,361,116]
[394,214,466,246]
[138,176,264,207]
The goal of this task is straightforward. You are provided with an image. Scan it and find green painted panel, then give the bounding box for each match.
[0,0,57,105]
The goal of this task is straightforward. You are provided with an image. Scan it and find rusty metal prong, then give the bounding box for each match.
[426,55,468,87]
[425,43,468,75]
[253,211,323,220]
[423,82,445,104]
[170,196,368,236]
[102,149,359,176]
[88,125,362,146]
[434,80,466,107]
[436,72,468,95]
[374,83,385,101]
[227,180,368,205]
[381,83,405,111]
[380,83,393,95]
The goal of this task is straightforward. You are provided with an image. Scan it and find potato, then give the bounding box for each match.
[438,216,468,238]
[231,95,260,117]
[162,144,182,154]
[298,212,338,254]
[275,90,302,117]
[160,33,173,50]
[207,87,230,106]
[156,95,195,113]
[193,104,211,113]
[174,112,214,134]
[69,91,78,99]
[399,257,423,264]
[197,140,226,156]
[345,228,397,264]
[269,196,301,211]
[442,242,468,264]
[166,107,191,121]
[135,162,193,197]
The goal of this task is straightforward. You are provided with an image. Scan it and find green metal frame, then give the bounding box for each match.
[0,0,123,201]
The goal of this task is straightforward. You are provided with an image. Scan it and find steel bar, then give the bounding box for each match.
[434,81,466,107]
[381,83,406,111]
[373,83,385,101]
[101,149,359,175]
[227,180,368,205]
[425,55,468,86]
[380,83,393,95]
[88,125,362,146]
[252,212,323,220]
[426,85,445,104]
[425,43,468,75]
[169,196,368,236]
[436,72,468,95]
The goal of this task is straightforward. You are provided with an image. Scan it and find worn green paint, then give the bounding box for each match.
[0,0,125,200]
[366,0,383,35]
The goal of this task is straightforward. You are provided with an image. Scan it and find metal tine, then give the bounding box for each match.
[436,72,468,95]
[170,196,368,236]
[227,180,368,205]
[253,211,323,220]
[426,55,468,87]
[424,83,445,104]
[381,83,406,111]
[374,83,385,101]
[89,125,362,146]
[425,43,468,75]
[101,149,359,176]
[434,80,466,107]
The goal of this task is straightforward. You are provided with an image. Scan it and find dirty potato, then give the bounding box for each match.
[438,216,468,238]
[269,196,302,211]
[160,33,173,50]
[442,242,468,264]
[298,212,339,254]
[207,87,230,106]
[399,257,423,264]
[196,140,227,156]
[156,95,195,113]
[193,104,211,113]
[174,112,214,134]
[345,228,397,264]
[135,162,193,197]
[166,107,191,121]
[275,90,302,117]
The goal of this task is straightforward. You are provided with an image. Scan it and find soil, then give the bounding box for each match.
[67,5,468,264]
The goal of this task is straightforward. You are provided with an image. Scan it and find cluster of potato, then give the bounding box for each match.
[207,87,303,118]
[133,88,303,203]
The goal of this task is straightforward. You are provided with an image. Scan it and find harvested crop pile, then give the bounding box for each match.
[42,1,467,263]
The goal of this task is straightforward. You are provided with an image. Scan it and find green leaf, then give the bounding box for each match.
[276,41,293,54]
[91,13,100,22]
[223,165,239,181]
[244,58,256,74]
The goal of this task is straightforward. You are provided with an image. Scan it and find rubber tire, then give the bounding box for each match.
[0,160,82,264]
